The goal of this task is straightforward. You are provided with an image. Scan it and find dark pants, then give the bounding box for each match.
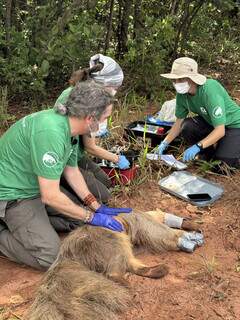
[181,116,240,168]
[0,188,84,270]
[61,155,111,204]
[78,155,111,202]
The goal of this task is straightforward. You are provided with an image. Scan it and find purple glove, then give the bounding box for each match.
[183,144,201,162]
[89,212,123,232]
[95,204,132,216]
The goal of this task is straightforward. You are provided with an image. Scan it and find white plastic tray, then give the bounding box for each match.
[158,171,224,207]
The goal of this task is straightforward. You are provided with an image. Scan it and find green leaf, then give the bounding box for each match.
[40,60,50,77]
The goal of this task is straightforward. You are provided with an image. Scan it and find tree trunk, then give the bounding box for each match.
[133,0,143,41]
[116,0,132,58]
[104,0,115,53]
[179,0,205,55]
[5,0,13,47]
[172,0,192,60]
[57,0,97,34]
[169,0,181,15]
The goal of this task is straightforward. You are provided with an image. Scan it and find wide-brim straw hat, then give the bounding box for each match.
[161,57,206,85]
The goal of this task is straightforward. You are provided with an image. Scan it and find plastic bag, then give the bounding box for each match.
[156,99,176,123]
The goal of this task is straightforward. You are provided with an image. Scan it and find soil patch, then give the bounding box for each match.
[1,171,240,320]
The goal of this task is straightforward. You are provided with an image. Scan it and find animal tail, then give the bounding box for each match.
[25,259,130,320]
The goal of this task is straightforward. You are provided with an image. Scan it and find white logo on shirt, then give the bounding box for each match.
[43,152,59,167]
[22,116,26,128]
[200,107,207,114]
[213,106,223,118]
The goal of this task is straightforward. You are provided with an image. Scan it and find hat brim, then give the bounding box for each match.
[160,73,206,85]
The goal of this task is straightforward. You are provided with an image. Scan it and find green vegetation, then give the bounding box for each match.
[0,0,239,104]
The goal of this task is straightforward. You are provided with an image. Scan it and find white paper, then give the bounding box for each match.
[146,153,187,170]
[132,124,158,133]
[146,153,159,160]
[160,173,196,193]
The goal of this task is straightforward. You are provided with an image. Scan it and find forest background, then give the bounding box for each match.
[0,0,240,112]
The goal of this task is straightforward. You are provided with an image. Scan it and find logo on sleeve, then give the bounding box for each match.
[200,107,207,114]
[43,152,59,167]
[213,106,223,118]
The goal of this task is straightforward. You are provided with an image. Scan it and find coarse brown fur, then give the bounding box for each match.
[25,210,194,320]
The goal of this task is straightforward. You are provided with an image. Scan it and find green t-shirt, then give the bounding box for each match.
[55,86,85,159]
[175,79,240,128]
[0,109,79,200]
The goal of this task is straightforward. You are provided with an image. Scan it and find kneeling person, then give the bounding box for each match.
[158,57,240,169]
[0,81,131,270]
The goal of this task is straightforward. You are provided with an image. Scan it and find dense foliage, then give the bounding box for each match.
[0,0,240,101]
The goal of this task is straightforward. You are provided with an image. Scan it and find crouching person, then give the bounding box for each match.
[0,81,132,270]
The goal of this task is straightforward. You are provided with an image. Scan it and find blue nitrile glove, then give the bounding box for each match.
[157,140,169,155]
[117,155,130,169]
[90,212,123,232]
[95,204,132,216]
[183,144,200,162]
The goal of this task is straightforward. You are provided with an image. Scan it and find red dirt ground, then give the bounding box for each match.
[1,87,240,320]
[1,171,240,320]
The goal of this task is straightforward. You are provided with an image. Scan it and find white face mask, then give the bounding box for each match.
[95,119,108,137]
[173,82,190,94]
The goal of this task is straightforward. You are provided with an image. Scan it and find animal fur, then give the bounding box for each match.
[25,210,192,320]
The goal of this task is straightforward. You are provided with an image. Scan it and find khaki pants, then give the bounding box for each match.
[0,188,84,270]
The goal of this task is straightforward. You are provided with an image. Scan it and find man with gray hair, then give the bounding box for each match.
[0,81,132,270]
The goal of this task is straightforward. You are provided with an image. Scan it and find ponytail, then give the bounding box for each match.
[68,63,104,86]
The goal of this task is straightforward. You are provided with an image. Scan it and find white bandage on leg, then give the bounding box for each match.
[164,213,183,229]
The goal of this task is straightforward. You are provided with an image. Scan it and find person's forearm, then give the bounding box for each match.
[42,190,90,220]
[63,166,100,210]
[164,118,184,144]
[200,125,225,149]
[85,144,119,163]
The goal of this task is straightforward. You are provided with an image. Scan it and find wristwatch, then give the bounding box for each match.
[196,142,203,150]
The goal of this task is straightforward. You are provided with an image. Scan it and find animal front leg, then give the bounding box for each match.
[146,209,200,231]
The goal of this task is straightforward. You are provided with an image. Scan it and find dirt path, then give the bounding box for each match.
[1,171,240,320]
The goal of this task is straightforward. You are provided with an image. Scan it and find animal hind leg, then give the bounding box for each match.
[129,258,169,279]
[106,230,169,280]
